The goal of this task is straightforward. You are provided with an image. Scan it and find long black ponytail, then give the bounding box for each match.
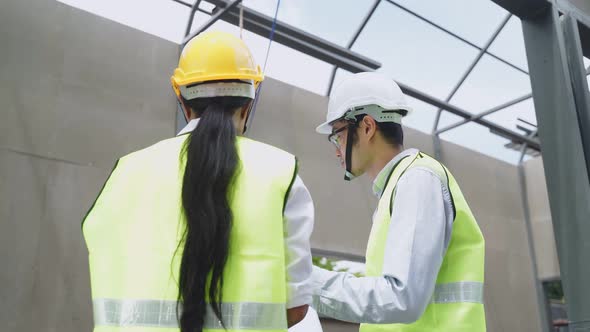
[178,96,250,332]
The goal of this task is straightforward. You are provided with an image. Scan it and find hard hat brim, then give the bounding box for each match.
[316,121,334,135]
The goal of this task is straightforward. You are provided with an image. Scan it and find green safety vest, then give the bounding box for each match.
[83,134,297,332]
[360,151,486,332]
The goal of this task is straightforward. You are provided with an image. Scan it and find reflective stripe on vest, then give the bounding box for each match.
[432,281,483,304]
[93,299,287,330]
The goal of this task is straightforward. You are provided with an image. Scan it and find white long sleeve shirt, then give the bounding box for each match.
[178,119,315,308]
[311,149,455,324]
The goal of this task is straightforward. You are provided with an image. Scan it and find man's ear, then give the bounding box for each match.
[363,115,377,140]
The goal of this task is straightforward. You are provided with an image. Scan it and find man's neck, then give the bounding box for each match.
[366,145,402,182]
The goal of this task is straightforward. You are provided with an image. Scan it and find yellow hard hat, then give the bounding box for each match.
[171,31,264,99]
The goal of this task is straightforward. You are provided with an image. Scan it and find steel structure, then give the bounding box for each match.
[178,0,542,152]
[490,0,590,329]
[179,1,590,328]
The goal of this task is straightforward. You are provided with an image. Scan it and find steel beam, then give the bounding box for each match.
[578,23,590,58]
[171,0,193,7]
[173,0,214,15]
[432,14,512,131]
[242,15,374,73]
[184,0,203,37]
[431,14,512,159]
[522,4,590,329]
[435,93,533,135]
[556,0,590,57]
[556,0,590,24]
[347,0,382,50]
[184,0,539,149]
[490,0,550,19]
[516,131,549,332]
[182,0,241,46]
[563,14,590,176]
[491,0,590,57]
[399,82,541,149]
[385,0,528,75]
[204,0,381,72]
[326,0,382,96]
[518,131,537,163]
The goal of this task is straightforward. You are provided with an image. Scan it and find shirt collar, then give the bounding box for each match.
[372,148,419,198]
[177,118,200,136]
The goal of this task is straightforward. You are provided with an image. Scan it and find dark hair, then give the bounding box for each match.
[376,121,404,147]
[350,114,404,147]
[177,96,250,332]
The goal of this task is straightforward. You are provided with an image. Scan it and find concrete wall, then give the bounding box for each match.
[440,141,544,332]
[0,0,178,330]
[0,0,555,331]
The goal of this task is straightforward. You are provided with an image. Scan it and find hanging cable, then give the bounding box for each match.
[262,0,280,72]
[244,0,281,134]
[239,5,244,39]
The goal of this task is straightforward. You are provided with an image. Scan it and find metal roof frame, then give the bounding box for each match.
[178,0,541,150]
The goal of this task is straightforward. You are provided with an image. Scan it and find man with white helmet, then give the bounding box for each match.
[311,72,486,331]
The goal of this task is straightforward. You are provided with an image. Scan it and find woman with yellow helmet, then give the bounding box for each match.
[82,31,320,332]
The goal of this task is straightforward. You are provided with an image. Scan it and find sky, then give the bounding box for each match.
[56,0,590,164]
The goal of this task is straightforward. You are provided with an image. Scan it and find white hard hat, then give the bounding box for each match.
[316,72,412,134]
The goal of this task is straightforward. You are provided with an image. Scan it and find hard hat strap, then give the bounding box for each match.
[340,105,404,180]
[177,99,188,124]
[243,84,261,134]
[344,123,357,181]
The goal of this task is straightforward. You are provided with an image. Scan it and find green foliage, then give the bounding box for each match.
[312,256,365,277]
[312,256,337,270]
[544,280,565,302]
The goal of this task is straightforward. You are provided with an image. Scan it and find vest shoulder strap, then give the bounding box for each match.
[383,151,456,218]
[410,153,448,187]
[409,152,457,220]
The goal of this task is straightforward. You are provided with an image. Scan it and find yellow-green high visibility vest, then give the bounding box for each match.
[83,134,297,332]
[360,151,486,332]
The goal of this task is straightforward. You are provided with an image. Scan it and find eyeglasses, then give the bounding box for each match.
[328,125,349,150]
